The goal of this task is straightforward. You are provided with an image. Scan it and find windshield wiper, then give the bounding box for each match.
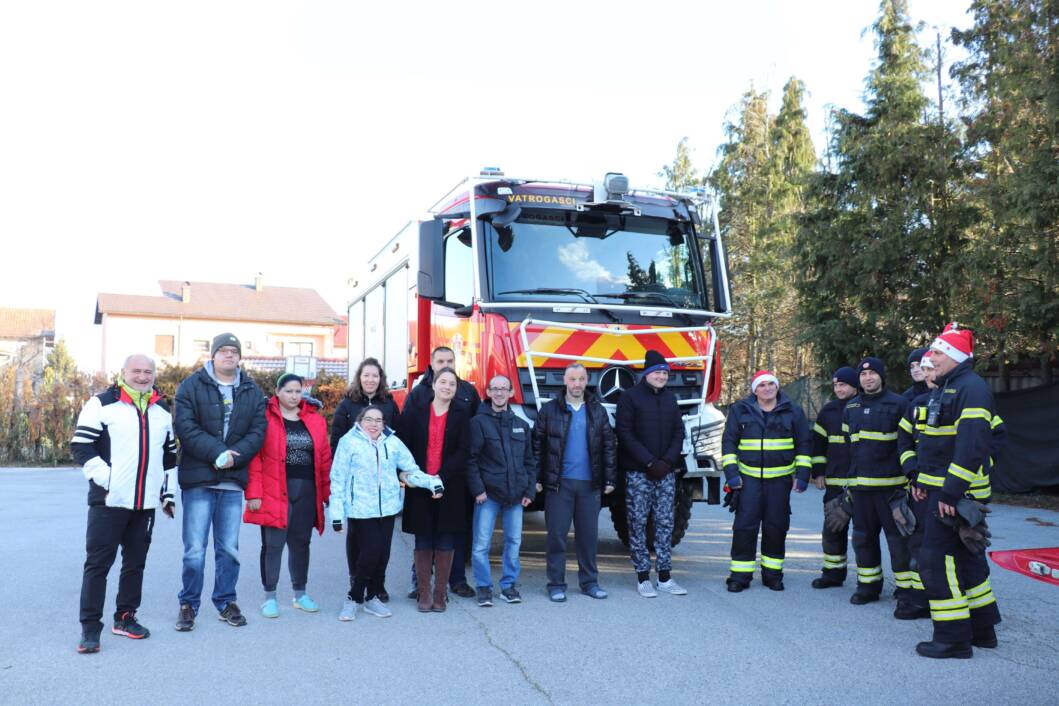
[592,291,686,308]
[498,288,600,304]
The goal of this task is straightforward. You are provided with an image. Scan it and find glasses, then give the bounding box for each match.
[361,417,384,425]
[487,387,512,393]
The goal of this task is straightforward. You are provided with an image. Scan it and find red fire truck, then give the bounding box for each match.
[346,170,733,545]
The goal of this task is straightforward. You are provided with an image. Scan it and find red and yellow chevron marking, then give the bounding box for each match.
[511,323,710,369]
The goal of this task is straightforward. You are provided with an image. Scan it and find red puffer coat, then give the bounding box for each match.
[244,397,332,533]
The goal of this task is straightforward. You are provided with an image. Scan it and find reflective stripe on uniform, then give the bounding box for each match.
[917,472,944,487]
[990,414,1004,429]
[825,477,849,487]
[850,476,907,488]
[760,555,784,571]
[828,435,846,444]
[857,430,898,442]
[721,453,738,466]
[910,571,924,591]
[738,437,795,451]
[795,454,812,469]
[948,462,978,483]
[822,553,847,569]
[811,456,827,465]
[738,462,795,479]
[898,417,914,434]
[931,557,971,622]
[957,408,992,426]
[813,423,827,437]
[730,559,756,573]
[900,450,917,465]
[857,566,883,583]
[965,578,996,610]
[923,425,956,437]
[894,570,916,589]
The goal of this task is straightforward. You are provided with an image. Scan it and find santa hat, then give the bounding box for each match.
[750,370,779,394]
[930,322,974,364]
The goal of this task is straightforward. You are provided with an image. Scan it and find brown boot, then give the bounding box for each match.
[432,550,454,612]
[414,550,433,613]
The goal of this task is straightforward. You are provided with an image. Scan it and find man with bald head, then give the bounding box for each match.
[72,354,177,654]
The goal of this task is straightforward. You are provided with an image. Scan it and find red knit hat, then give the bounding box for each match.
[750,370,779,393]
[930,322,974,364]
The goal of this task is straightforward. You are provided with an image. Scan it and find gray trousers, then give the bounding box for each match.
[545,479,601,591]
[260,478,316,593]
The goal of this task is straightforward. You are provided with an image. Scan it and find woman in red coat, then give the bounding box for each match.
[244,373,332,618]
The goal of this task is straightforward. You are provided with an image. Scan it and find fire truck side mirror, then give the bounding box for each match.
[417,219,445,300]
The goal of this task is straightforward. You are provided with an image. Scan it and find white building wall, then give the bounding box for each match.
[100,315,335,373]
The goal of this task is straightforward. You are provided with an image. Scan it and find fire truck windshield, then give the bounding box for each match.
[483,210,708,310]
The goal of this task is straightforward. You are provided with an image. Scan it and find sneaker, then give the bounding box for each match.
[637,580,658,598]
[499,587,521,604]
[477,588,494,607]
[377,588,390,603]
[260,599,280,619]
[363,597,392,618]
[112,611,151,639]
[548,588,566,603]
[450,582,475,599]
[175,603,195,632]
[338,598,357,622]
[77,631,101,654]
[293,595,320,613]
[656,579,688,596]
[218,602,247,627]
[581,585,608,599]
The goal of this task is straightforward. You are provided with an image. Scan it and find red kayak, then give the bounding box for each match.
[990,548,1059,586]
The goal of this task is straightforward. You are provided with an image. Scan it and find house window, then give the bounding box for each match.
[193,339,210,354]
[155,335,175,357]
[285,341,313,357]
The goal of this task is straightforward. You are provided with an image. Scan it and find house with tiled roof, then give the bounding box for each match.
[0,307,55,376]
[94,276,345,375]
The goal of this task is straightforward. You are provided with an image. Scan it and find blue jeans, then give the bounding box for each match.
[178,487,243,613]
[471,498,523,590]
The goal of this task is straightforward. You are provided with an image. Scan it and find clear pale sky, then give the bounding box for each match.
[0,0,971,368]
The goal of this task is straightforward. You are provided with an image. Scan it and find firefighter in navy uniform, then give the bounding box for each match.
[901,347,930,403]
[721,371,812,593]
[913,324,1002,659]
[809,366,859,589]
[842,357,917,612]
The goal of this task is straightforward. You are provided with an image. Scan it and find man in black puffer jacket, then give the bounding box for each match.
[173,333,266,631]
[533,363,616,602]
[616,349,687,598]
[467,375,536,606]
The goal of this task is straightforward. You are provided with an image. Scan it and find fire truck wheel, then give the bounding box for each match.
[610,480,693,550]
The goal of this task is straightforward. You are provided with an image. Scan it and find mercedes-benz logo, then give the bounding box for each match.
[597,365,637,403]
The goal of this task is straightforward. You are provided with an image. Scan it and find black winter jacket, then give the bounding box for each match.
[396,398,470,535]
[173,366,267,490]
[721,391,812,485]
[330,395,401,452]
[811,397,852,484]
[615,378,684,473]
[842,388,909,489]
[406,368,482,416]
[532,391,616,491]
[467,407,536,505]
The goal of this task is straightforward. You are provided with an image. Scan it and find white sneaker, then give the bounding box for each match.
[338,598,357,622]
[363,597,392,618]
[637,580,658,598]
[656,579,688,595]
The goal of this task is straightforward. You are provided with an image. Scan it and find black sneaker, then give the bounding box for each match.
[112,611,150,639]
[77,630,101,654]
[175,604,195,632]
[450,582,475,599]
[476,588,493,607]
[499,587,522,604]
[218,602,247,627]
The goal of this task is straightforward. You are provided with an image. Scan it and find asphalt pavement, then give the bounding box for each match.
[1,467,1057,705]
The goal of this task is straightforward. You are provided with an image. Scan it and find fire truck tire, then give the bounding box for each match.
[610,480,693,550]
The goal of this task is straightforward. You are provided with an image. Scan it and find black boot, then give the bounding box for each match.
[972,626,998,649]
[762,575,784,592]
[849,590,880,605]
[726,578,748,593]
[916,640,973,659]
[811,576,844,589]
[893,600,930,620]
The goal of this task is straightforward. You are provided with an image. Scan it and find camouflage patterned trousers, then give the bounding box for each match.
[626,470,676,574]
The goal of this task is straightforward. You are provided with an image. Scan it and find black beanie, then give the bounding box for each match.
[643,349,670,375]
[858,356,886,384]
[907,347,929,368]
[211,332,242,358]
[832,366,859,389]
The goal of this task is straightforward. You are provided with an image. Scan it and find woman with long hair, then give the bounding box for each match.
[244,373,332,618]
[330,405,441,621]
[329,357,401,603]
[397,368,471,613]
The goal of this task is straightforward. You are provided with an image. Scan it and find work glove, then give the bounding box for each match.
[722,485,741,513]
[936,499,992,555]
[823,490,853,534]
[889,489,917,538]
[646,459,672,481]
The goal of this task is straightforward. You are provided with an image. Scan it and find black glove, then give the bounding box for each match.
[332,520,343,533]
[936,498,992,554]
[889,489,916,537]
[723,485,741,513]
[824,491,853,534]
[646,459,672,480]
